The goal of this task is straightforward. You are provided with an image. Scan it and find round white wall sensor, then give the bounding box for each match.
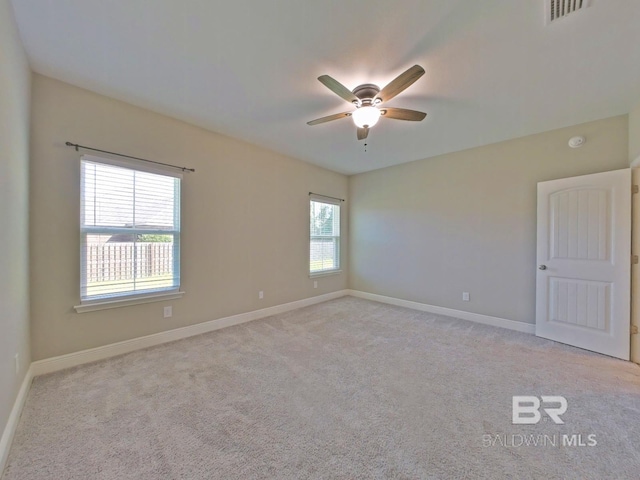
[568,136,586,148]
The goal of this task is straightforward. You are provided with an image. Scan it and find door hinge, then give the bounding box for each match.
[632,325,639,335]
[633,255,639,265]
[633,185,639,194]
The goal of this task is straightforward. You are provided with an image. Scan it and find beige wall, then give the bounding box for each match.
[0,0,31,444]
[30,74,348,360]
[349,116,629,325]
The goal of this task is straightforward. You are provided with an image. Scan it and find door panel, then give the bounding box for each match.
[549,277,609,330]
[536,169,631,360]
[550,188,609,261]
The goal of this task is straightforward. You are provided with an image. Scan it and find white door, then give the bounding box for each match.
[536,169,631,360]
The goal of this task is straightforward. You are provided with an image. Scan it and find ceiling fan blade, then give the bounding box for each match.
[307,112,352,126]
[318,75,360,105]
[357,127,369,140]
[380,107,427,121]
[375,65,425,104]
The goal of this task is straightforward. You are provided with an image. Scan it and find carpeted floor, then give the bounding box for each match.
[3,296,640,479]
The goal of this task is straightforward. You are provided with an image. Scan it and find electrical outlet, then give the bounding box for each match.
[313,280,318,289]
[14,353,19,375]
[462,292,470,302]
[259,291,264,299]
[164,306,173,318]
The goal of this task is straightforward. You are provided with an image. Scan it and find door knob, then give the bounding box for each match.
[538,265,547,270]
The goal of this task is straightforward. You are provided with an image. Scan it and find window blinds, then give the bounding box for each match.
[310,198,340,274]
[80,156,181,301]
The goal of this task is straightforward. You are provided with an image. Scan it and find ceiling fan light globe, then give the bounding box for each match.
[352,106,381,128]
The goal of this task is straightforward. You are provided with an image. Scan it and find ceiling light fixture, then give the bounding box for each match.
[352,106,381,129]
[307,65,427,140]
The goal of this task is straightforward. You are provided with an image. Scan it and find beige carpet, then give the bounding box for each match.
[3,296,640,479]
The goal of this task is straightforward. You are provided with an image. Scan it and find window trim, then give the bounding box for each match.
[78,154,183,309]
[309,195,342,276]
[74,290,185,313]
[309,269,343,279]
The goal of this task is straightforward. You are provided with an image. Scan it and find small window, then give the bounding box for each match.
[310,197,340,275]
[80,156,181,303]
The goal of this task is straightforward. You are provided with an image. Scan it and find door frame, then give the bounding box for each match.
[631,168,640,364]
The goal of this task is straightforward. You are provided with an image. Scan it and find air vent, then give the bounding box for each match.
[547,0,589,24]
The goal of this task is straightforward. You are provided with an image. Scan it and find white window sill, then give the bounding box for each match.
[309,269,342,278]
[74,290,185,313]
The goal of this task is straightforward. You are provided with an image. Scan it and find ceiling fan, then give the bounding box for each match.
[307,65,427,140]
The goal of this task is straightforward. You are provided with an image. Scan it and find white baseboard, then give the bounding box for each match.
[347,290,535,334]
[0,365,33,476]
[32,290,349,376]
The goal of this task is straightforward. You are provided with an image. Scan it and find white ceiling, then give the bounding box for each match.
[11,0,640,175]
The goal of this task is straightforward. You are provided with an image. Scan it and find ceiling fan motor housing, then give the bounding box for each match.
[352,84,380,106]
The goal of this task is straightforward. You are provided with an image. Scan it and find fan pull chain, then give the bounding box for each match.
[364,143,367,152]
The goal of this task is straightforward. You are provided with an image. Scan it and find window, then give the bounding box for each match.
[310,197,340,275]
[80,155,181,304]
